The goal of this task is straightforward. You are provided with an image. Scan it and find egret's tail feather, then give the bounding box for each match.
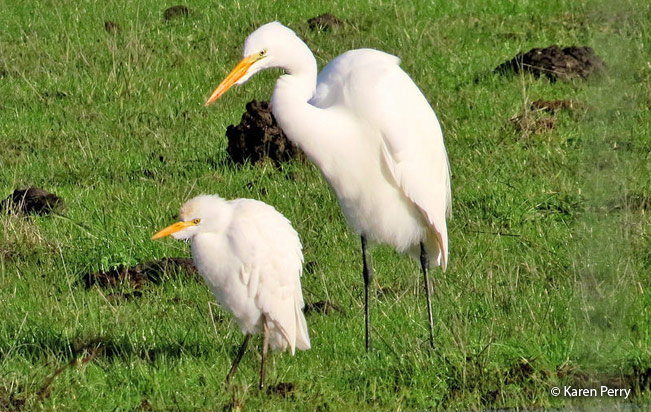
[294,301,311,352]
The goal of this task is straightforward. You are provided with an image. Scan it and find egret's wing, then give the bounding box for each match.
[228,200,308,353]
[330,51,451,269]
[311,49,401,109]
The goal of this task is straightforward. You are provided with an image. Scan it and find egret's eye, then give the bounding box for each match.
[259,49,266,57]
[192,218,201,225]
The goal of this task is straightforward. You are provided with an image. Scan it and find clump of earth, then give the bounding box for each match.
[1,187,64,215]
[163,5,190,20]
[226,100,304,165]
[308,13,342,31]
[495,45,605,81]
[81,257,198,290]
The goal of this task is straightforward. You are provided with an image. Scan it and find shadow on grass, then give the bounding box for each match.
[3,331,218,364]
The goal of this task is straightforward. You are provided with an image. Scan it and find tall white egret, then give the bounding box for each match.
[152,194,311,388]
[205,22,451,350]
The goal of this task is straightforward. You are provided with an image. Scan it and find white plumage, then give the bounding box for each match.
[152,194,310,387]
[306,48,452,266]
[205,22,451,350]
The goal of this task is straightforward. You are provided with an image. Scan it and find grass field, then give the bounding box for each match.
[1,0,649,410]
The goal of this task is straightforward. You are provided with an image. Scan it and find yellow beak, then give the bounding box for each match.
[151,221,196,240]
[205,55,258,106]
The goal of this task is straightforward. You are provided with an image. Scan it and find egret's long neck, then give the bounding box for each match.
[274,38,317,101]
[271,38,336,168]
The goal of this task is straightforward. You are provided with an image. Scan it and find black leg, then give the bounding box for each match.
[259,321,269,390]
[361,235,373,352]
[225,334,250,385]
[420,242,435,349]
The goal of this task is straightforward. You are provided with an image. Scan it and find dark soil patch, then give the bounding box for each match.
[504,358,535,386]
[530,99,583,113]
[495,45,605,81]
[1,187,64,215]
[163,5,189,20]
[226,100,304,166]
[304,300,341,315]
[81,257,198,290]
[104,20,120,34]
[266,382,295,397]
[308,13,342,31]
[0,386,26,411]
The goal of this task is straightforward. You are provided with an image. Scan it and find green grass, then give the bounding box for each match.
[1,0,649,410]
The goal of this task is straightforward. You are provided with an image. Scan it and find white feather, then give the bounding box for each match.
[172,195,310,354]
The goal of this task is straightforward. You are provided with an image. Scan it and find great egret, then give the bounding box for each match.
[205,22,451,350]
[152,194,311,388]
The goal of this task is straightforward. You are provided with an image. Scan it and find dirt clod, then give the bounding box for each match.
[82,257,198,290]
[267,382,295,397]
[1,187,64,215]
[308,13,342,31]
[495,45,605,81]
[163,5,189,20]
[226,100,304,166]
[104,20,120,34]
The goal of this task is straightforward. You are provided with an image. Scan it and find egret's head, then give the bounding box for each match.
[205,22,299,106]
[152,195,229,241]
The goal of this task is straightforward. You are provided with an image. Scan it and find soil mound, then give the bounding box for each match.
[226,100,304,165]
[164,5,189,20]
[495,45,605,81]
[1,187,63,215]
[82,257,198,290]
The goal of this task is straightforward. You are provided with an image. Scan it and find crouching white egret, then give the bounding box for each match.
[152,194,311,388]
[205,22,451,351]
